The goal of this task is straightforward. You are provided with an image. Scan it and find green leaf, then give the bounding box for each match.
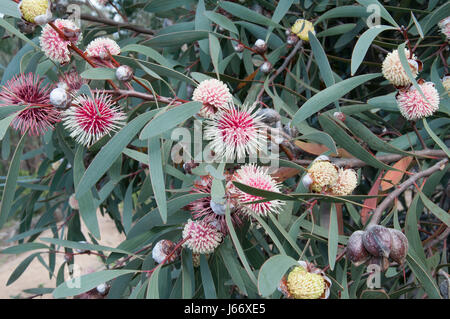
[406,252,442,299]
[204,11,239,36]
[271,0,294,25]
[225,204,257,285]
[200,254,217,298]
[209,34,221,79]
[411,12,424,39]
[140,102,202,140]
[39,238,133,255]
[143,30,210,47]
[418,192,450,227]
[0,18,39,49]
[80,67,116,80]
[0,0,21,18]
[328,204,339,271]
[292,73,381,125]
[422,118,450,158]
[74,145,100,239]
[76,110,157,198]
[121,44,174,67]
[146,265,161,299]
[123,178,134,234]
[53,270,137,298]
[218,244,248,296]
[318,114,397,171]
[356,0,399,27]
[317,24,357,37]
[181,250,194,299]
[0,132,26,229]
[257,254,298,297]
[219,1,282,29]
[351,26,396,75]
[148,137,167,224]
[1,242,48,254]
[7,253,40,286]
[0,105,26,120]
[0,112,16,141]
[309,32,335,88]
[315,6,369,25]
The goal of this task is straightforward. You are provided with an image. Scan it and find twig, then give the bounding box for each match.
[80,14,154,35]
[256,40,303,102]
[367,158,448,227]
[424,227,450,249]
[411,121,428,150]
[292,149,448,168]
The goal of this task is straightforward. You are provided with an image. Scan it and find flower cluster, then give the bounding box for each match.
[438,16,450,41]
[382,49,419,87]
[278,261,331,299]
[290,19,315,41]
[40,19,81,64]
[182,219,223,254]
[192,79,233,118]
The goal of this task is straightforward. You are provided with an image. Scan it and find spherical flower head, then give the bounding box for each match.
[307,160,338,193]
[19,0,51,24]
[85,37,121,60]
[192,79,232,118]
[382,49,419,87]
[69,194,79,210]
[443,76,450,96]
[438,17,450,40]
[152,240,178,264]
[205,103,266,161]
[40,19,81,64]
[0,73,60,136]
[330,168,358,196]
[286,266,325,299]
[291,19,315,41]
[185,175,244,234]
[230,164,285,217]
[182,219,223,254]
[396,81,440,120]
[62,91,126,146]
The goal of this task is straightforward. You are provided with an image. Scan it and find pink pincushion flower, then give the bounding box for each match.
[205,103,266,161]
[182,219,223,254]
[396,82,440,120]
[230,164,285,217]
[85,37,121,60]
[40,19,81,64]
[62,91,126,146]
[192,79,233,118]
[0,73,60,135]
[185,175,245,234]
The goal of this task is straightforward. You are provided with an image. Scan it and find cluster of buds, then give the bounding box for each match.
[278,261,331,299]
[347,225,409,271]
[302,156,358,195]
[289,19,315,42]
[381,48,422,88]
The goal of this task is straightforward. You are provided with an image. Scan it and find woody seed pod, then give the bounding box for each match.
[388,228,409,264]
[346,230,371,266]
[363,225,392,258]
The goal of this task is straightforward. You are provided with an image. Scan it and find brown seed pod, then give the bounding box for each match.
[362,225,392,258]
[346,230,371,266]
[388,228,409,264]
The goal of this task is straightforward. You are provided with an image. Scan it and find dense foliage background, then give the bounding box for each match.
[0,0,449,299]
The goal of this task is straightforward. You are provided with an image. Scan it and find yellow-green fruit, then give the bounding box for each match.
[308,160,338,193]
[19,0,48,23]
[291,19,315,41]
[286,266,325,299]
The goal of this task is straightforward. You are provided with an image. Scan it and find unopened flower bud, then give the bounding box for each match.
[287,34,298,46]
[233,43,245,52]
[363,225,392,258]
[183,161,199,174]
[96,283,109,295]
[75,241,88,253]
[260,61,272,74]
[253,39,267,54]
[347,231,370,266]
[388,228,408,264]
[69,193,79,210]
[50,87,69,109]
[302,174,313,190]
[210,200,226,216]
[257,108,281,126]
[152,239,179,264]
[333,111,346,122]
[116,65,134,82]
[64,253,72,262]
[17,20,35,34]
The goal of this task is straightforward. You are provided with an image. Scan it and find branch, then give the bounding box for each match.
[293,149,448,168]
[80,14,154,35]
[367,158,448,227]
[101,89,184,105]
